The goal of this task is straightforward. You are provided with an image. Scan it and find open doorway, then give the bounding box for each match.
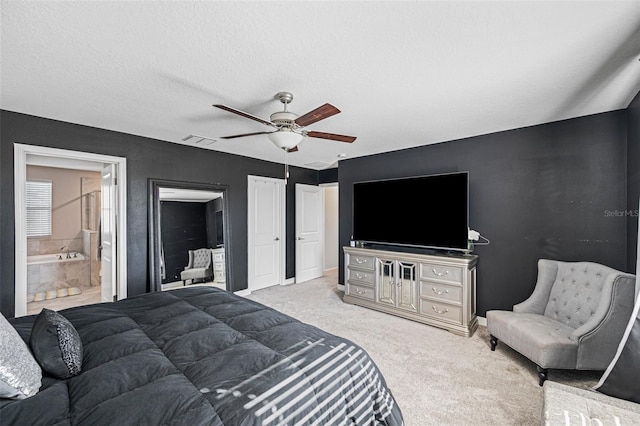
[25,165,102,314]
[14,144,127,317]
[148,179,232,293]
[158,188,226,291]
[322,184,339,272]
[294,183,339,284]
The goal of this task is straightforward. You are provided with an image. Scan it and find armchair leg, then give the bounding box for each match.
[182,280,186,286]
[536,366,548,386]
[490,335,498,351]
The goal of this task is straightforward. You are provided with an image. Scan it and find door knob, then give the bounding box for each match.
[274,237,280,241]
[296,236,305,240]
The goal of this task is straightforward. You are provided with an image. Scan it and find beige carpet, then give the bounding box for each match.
[245,269,600,426]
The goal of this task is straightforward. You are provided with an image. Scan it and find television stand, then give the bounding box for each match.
[343,246,478,337]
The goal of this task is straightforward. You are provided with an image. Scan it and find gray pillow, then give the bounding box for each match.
[0,313,42,399]
[29,308,83,379]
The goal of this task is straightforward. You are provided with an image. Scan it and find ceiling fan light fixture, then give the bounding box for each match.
[268,129,303,150]
[213,92,356,152]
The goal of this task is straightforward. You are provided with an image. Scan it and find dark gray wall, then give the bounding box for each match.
[0,110,317,317]
[628,91,640,273]
[160,201,208,283]
[339,110,631,316]
[319,168,338,184]
[2,106,637,318]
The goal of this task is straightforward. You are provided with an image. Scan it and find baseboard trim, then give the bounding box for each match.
[234,289,251,297]
[477,316,487,327]
[282,277,295,286]
[337,283,345,291]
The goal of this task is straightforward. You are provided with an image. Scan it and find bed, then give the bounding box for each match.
[1,286,404,425]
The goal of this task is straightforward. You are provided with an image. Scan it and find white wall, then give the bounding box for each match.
[323,185,339,270]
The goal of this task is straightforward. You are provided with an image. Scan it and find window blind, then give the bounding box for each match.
[26,180,52,237]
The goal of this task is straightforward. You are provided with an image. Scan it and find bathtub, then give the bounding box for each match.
[27,252,87,265]
[27,252,91,300]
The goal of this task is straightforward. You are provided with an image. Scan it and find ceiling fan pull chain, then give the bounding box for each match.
[284,149,289,185]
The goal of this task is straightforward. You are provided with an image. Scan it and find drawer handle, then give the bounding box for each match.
[355,258,368,264]
[432,287,449,295]
[432,305,449,315]
[432,268,449,277]
[355,273,367,279]
[355,289,367,295]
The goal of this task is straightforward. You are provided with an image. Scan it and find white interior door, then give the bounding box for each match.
[295,184,324,283]
[248,176,284,292]
[101,164,117,302]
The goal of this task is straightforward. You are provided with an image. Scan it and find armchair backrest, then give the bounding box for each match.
[543,261,620,329]
[189,248,212,269]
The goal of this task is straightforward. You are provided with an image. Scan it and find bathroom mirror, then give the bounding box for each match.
[148,178,232,292]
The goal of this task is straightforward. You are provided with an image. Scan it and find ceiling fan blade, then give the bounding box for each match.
[213,104,276,128]
[306,131,357,143]
[294,103,341,127]
[220,131,275,140]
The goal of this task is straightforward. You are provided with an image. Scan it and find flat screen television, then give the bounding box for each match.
[352,171,469,251]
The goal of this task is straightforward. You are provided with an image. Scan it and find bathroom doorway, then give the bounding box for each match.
[14,144,127,317]
[25,165,102,314]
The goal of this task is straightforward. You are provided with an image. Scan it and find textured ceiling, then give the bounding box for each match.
[2,1,640,170]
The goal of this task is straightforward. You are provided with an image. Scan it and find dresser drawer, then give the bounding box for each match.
[419,281,462,304]
[419,300,462,324]
[348,255,374,270]
[214,262,225,271]
[347,267,374,285]
[213,253,224,262]
[420,263,463,284]
[347,283,375,301]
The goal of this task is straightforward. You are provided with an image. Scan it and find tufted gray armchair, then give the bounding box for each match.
[180,248,213,285]
[487,259,636,386]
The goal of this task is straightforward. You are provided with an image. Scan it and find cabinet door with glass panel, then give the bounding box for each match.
[376,258,418,313]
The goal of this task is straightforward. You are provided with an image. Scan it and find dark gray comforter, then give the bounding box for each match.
[2,287,403,425]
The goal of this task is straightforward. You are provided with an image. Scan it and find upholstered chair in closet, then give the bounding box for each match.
[180,248,213,285]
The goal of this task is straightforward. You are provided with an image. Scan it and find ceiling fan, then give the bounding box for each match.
[213,92,356,152]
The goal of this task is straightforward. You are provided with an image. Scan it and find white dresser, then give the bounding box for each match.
[343,246,478,337]
[211,248,226,285]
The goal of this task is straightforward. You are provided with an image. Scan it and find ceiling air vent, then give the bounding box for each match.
[181,134,218,146]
